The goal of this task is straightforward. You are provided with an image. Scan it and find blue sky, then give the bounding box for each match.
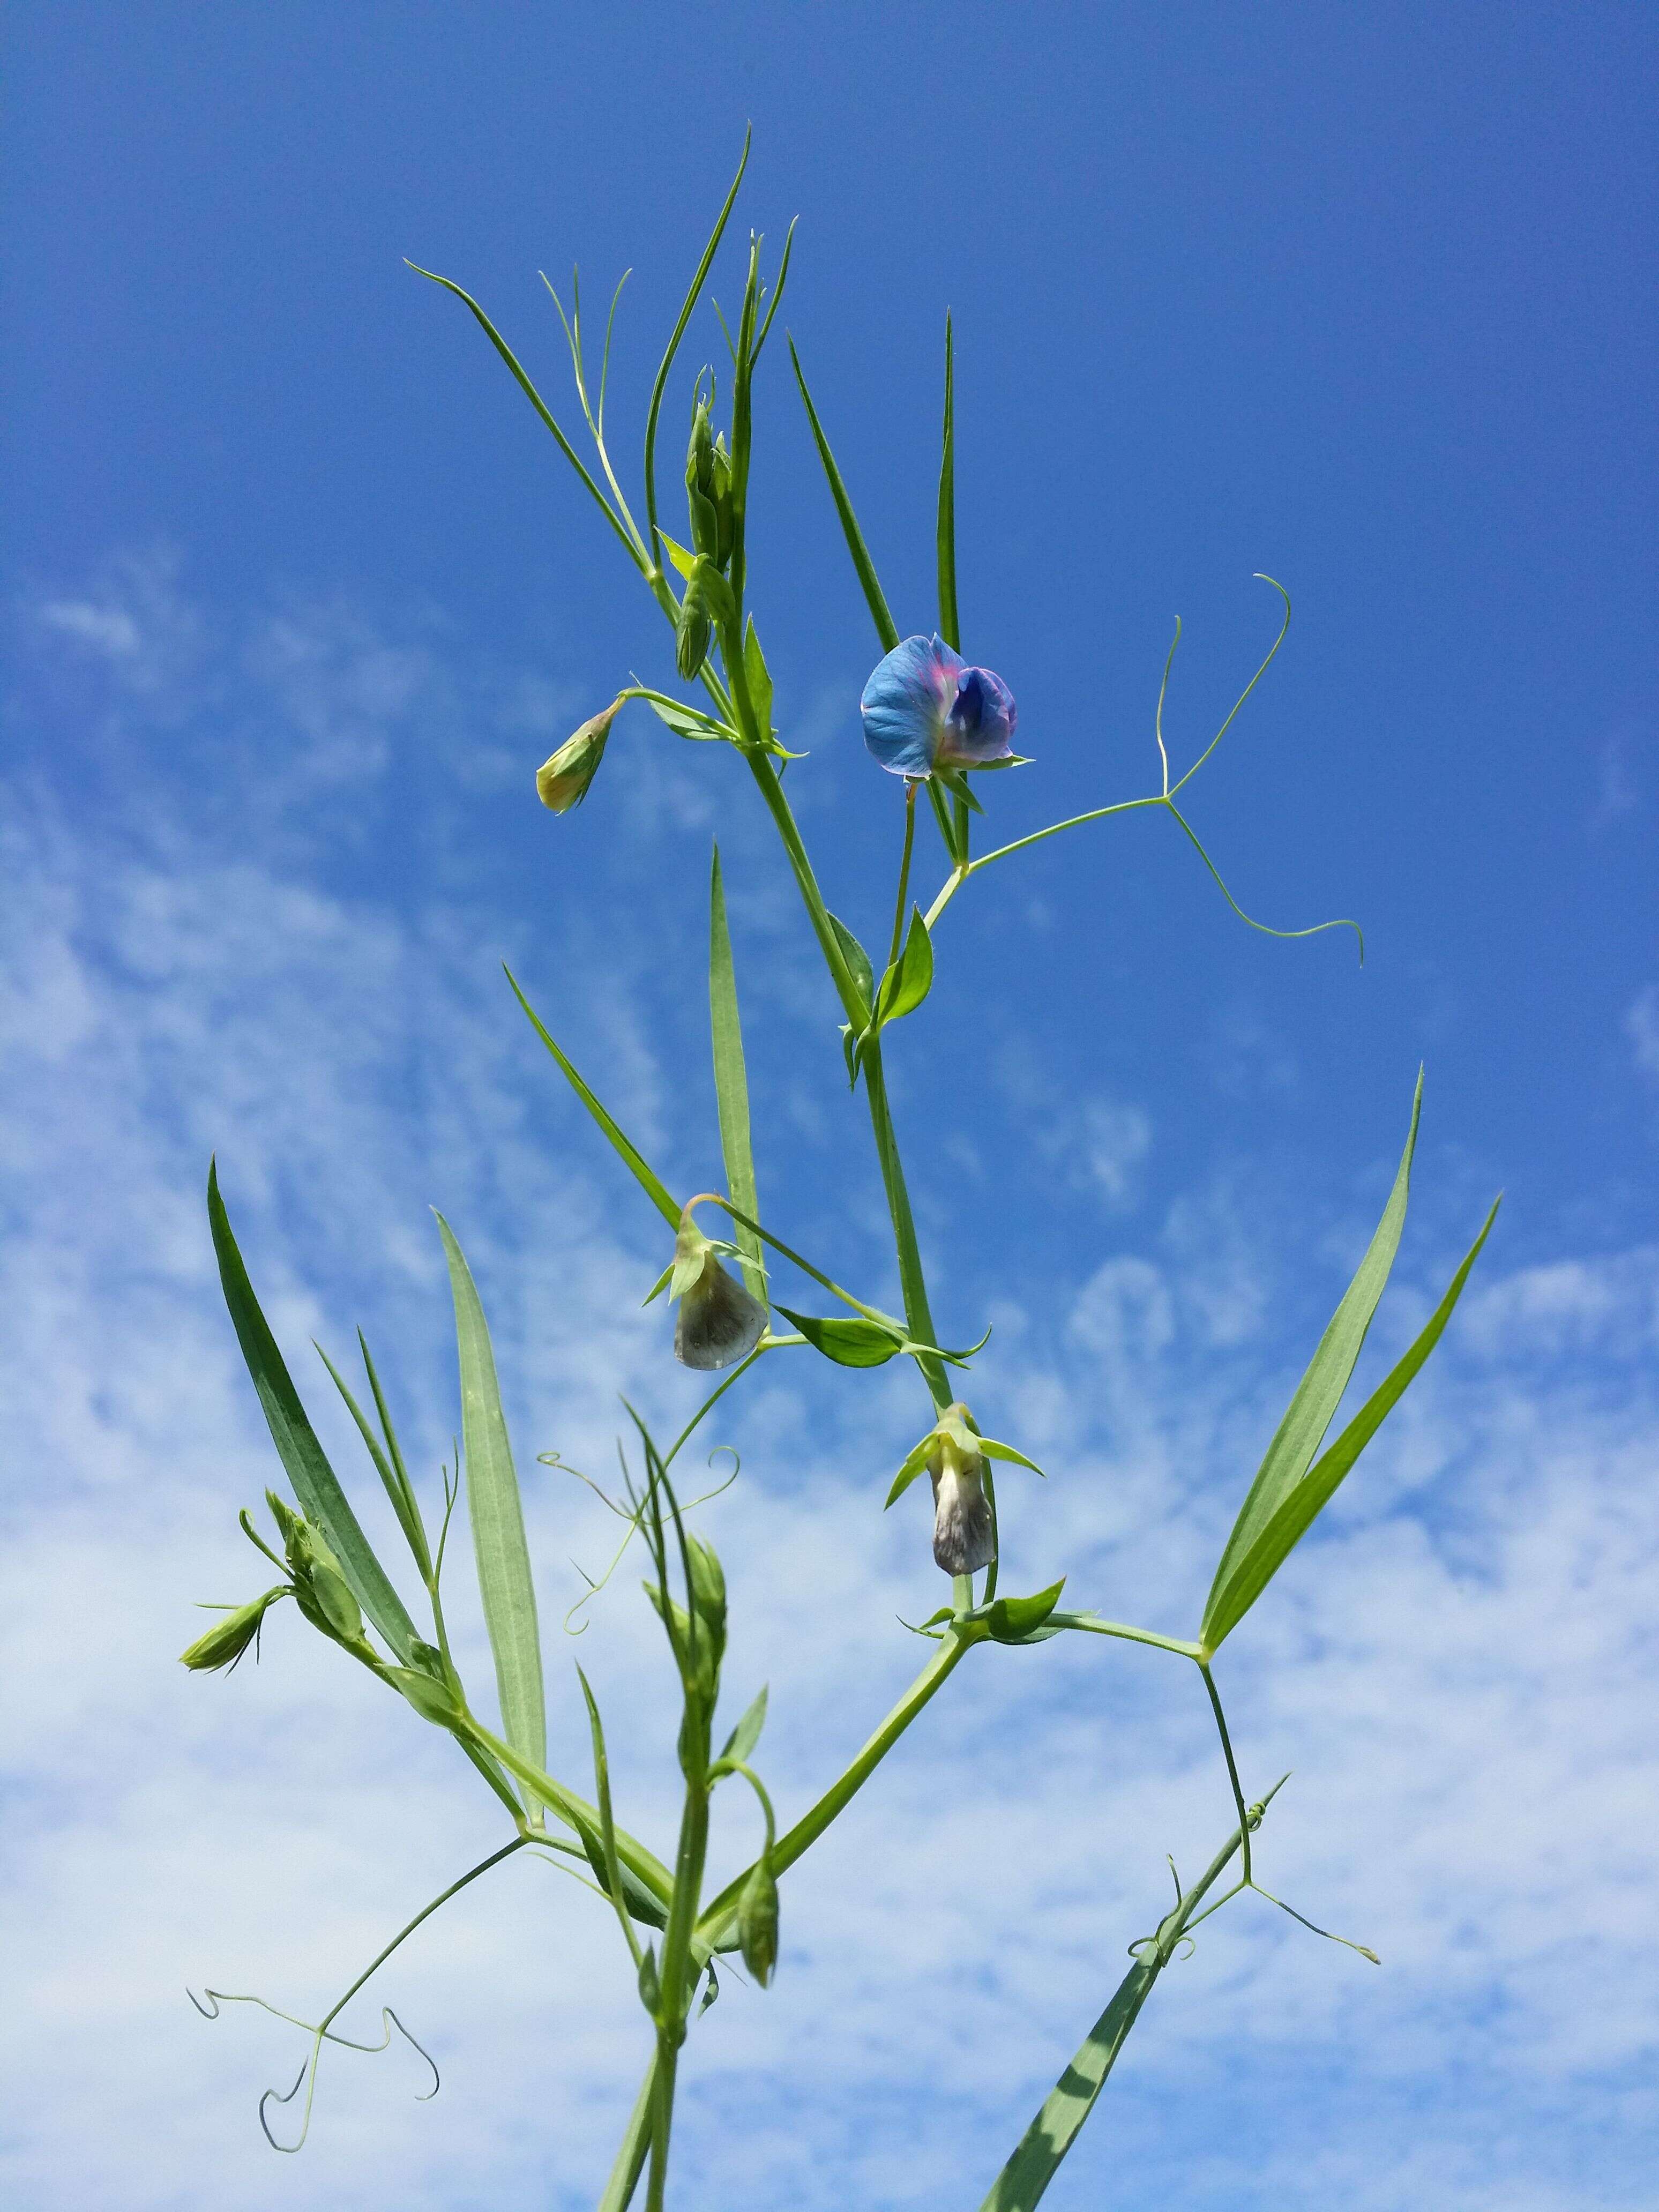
[4,6,1656,2209]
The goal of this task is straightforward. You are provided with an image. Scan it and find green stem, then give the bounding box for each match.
[1199,1661,1253,1886]
[743,751,866,1023]
[656,1774,711,2038]
[1050,1613,1205,1661]
[863,1045,950,1409]
[696,1627,973,1947]
[315,1837,529,2039]
[645,2038,678,2212]
[458,1715,675,1907]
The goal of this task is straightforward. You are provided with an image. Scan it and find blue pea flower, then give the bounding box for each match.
[860,635,1017,778]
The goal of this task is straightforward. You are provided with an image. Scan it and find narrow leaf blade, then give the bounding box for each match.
[709,846,766,1303]
[1201,1074,1424,1648]
[436,1215,548,1817]
[788,338,900,653]
[936,311,960,650]
[505,967,681,1228]
[978,1961,1160,2210]
[1205,1196,1499,1648]
[316,1344,432,1580]
[207,1163,419,1660]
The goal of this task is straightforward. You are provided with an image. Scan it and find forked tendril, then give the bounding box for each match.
[188,1991,437,2153]
[187,1835,534,2150]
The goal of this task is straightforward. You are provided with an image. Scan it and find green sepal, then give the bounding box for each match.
[718,1683,768,1767]
[827,913,875,1022]
[933,765,984,815]
[659,529,698,582]
[978,1437,1045,1475]
[742,616,774,743]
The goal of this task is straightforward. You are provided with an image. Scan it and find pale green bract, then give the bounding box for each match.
[181,139,1496,2211]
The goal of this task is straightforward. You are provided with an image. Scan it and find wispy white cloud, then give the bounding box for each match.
[3,557,1656,2211]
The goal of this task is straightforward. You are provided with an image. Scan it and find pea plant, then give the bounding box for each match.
[182,138,1498,2209]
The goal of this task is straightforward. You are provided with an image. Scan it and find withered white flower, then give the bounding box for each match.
[885,1402,1044,1577]
[669,1212,767,1371]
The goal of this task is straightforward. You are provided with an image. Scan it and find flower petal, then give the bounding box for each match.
[937,664,1017,767]
[860,635,962,777]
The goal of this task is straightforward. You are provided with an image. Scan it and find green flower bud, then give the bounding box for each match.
[684,1534,727,1670]
[737,1857,779,1988]
[708,436,735,570]
[536,696,622,814]
[685,395,715,497]
[669,1214,766,1372]
[178,1586,288,1672]
[675,561,713,681]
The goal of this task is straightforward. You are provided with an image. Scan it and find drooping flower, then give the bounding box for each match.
[925,1408,996,1576]
[884,1402,1044,1576]
[670,1213,768,1371]
[537,696,623,813]
[860,634,1017,778]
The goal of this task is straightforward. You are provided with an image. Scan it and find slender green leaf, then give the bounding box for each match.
[937,311,960,650]
[981,1957,1156,2212]
[316,1344,432,1581]
[788,338,900,653]
[774,1304,903,1367]
[405,263,643,571]
[709,845,765,1303]
[644,131,749,565]
[436,1215,547,1819]
[827,912,875,1019]
[875,907,933,1026]
[207,1161,419,1661]
[742,616,774,741]
[976,1800,1273,2210]
[1204,1194,1499,1648]
[505,967,681,1228]
[719,1683,769,1767]
[1200,1074,1424,1652]
[357,1333,432,1577]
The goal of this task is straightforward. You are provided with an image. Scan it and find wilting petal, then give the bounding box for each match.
[931,1450,995,1575]
[675,1250,768,1371]
[937,663,1017,767]
[860,635,962,776]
